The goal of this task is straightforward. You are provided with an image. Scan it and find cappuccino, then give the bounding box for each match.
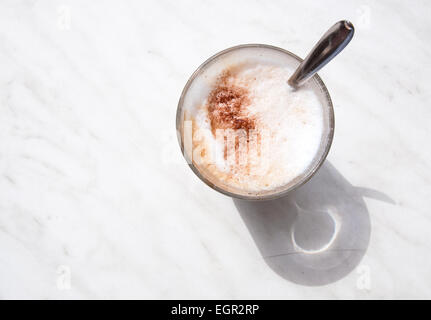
[179,46,332,197]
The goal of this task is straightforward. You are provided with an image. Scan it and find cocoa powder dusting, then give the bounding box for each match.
[207,71,255,135]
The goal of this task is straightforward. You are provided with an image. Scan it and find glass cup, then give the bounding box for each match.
[176,44,334,200]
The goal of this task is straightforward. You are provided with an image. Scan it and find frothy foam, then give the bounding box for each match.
[180,47,329,195]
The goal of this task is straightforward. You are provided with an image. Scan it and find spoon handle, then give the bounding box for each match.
[288,20,354,88]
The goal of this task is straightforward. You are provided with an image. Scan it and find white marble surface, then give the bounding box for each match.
[0,0,430,299]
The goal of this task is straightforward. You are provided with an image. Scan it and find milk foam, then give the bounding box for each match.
[182,47,328,194]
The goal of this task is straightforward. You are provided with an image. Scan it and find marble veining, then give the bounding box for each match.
[0,0,430,299]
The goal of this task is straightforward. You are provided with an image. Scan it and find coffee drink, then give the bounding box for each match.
[178,45,333,198]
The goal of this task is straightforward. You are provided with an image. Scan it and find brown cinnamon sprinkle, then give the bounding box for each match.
[207,71,255,135]
[206,70,256,163]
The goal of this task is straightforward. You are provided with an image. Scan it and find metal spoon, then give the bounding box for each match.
[288,20,355,88]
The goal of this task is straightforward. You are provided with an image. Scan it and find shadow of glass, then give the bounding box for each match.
[234,161,394,286]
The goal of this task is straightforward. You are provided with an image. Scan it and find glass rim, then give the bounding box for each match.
[176,44,335,200]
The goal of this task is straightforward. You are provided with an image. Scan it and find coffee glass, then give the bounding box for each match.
[176,44,334,200]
